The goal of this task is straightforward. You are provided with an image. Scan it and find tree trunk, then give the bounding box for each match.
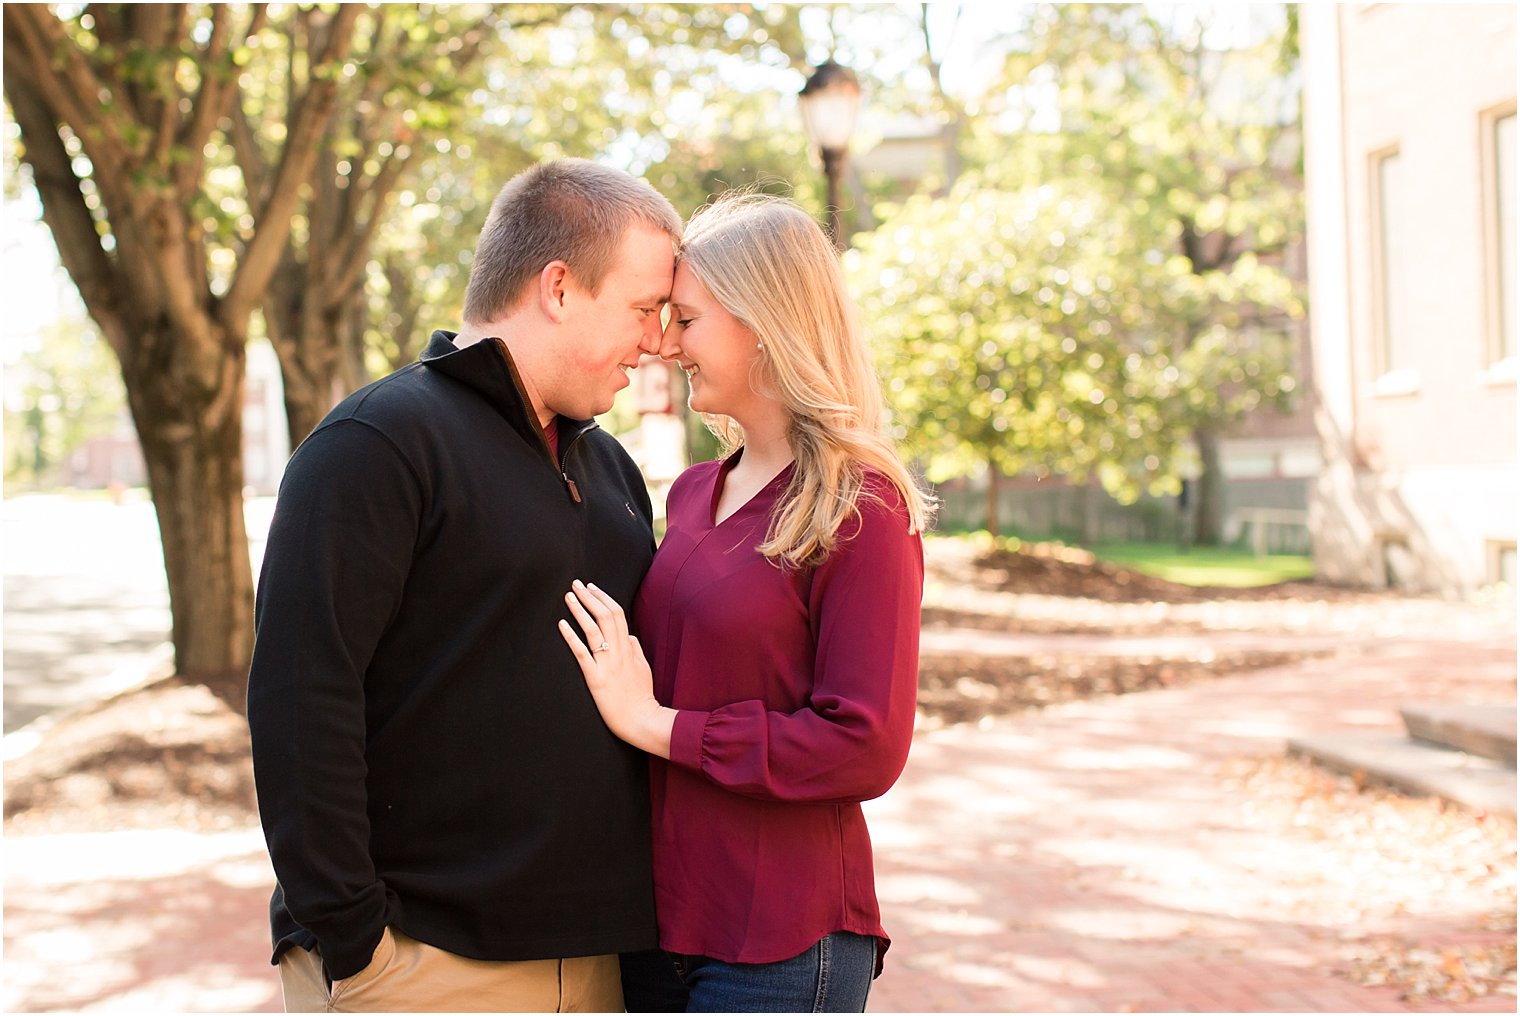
[941,118,964,193]
[266,222,395,448]
[1192,426,1226,546]
[985,461,1001,538]
[280,368,332,453]
[1080,477,1101,546]
[4,2,361,711]
[120,329,254,712]
[338,299,373,395]
[266,268,347,451]
[273,295,374,450]
[381,256,427,373]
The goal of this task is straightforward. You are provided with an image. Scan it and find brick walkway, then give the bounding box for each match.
[867,636,1517,1013]
[4,634,1515,1013]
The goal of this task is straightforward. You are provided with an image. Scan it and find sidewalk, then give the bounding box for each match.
[867,635,1516,1013]
[4,635,1515,1013]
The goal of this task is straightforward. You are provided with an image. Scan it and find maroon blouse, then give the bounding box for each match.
[632,452,924,967]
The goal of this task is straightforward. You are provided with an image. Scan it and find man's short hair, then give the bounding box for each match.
[462,159,683,324]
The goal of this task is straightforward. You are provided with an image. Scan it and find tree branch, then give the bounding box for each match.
[504,7,567,34]
[3,61,126,356]
[1,11,159,306]
[332,148,411,300]
[142,5,189,172]
[3,6,133,166]
[174,3,238,194]
[228,92,271,213]
[304,7,392,275]
[920,3,948,103]
[307,138,341,281]
[458,9,504,54]
[329,5,498,300]
[116,5,166,132]
[222,3,362,327]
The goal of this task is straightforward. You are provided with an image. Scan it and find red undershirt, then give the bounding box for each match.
[543,417,559,462]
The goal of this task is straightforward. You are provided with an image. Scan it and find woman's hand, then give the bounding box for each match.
[558,580,676,759]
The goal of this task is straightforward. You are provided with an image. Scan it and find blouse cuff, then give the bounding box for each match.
[669,708,710,771]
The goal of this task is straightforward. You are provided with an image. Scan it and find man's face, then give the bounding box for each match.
[547,223,675,420]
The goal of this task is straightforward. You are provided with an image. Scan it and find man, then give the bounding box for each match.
[247,159,681,1012]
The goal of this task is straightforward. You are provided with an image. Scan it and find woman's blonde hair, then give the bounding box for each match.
[679,191,935,568]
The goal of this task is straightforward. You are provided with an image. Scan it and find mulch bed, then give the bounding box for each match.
[4,678,258,835]
[916,648,1319,727]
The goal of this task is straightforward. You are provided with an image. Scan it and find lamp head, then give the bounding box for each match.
[798,60,862,153]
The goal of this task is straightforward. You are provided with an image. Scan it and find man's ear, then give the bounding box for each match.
[539,261,572,323]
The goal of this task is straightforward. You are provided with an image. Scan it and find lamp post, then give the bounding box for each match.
[798,59,861,251]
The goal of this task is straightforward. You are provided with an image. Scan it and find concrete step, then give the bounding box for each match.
[1287,731,1517,816]
[1400,703,1516,766]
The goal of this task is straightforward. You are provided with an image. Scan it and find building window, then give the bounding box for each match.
[1371,148,1415,382]
[1486,108,1516,367]
[1492,542,1516,588]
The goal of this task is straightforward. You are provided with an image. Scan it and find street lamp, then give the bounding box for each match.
[798,59,861,250]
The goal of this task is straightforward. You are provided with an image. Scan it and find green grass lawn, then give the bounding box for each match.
[1091,541,1316,588]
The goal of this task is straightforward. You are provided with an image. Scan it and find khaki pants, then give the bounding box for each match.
[278,927,624,1013]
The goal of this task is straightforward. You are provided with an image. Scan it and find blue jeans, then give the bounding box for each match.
[620,933,877,1013]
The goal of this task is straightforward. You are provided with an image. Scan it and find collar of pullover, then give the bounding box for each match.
[420,329,597,454]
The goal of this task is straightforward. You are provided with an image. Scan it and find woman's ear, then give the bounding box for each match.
[539,261,571,323]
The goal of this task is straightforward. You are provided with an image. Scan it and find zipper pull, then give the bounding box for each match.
[563,474,582,503]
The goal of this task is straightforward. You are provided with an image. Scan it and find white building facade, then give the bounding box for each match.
[1302,4,1516,594]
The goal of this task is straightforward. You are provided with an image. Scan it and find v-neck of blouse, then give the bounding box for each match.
[708,450,796,530]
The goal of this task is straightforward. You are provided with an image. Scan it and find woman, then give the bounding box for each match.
[558,191,933,1013]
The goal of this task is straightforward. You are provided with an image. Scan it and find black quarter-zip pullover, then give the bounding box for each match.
[247,330,658,981]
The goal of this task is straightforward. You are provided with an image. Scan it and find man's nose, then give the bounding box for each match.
[637,314,663,354]
[657,319,682,361]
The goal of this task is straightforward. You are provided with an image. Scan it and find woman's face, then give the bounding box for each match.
[659,261,767,418]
